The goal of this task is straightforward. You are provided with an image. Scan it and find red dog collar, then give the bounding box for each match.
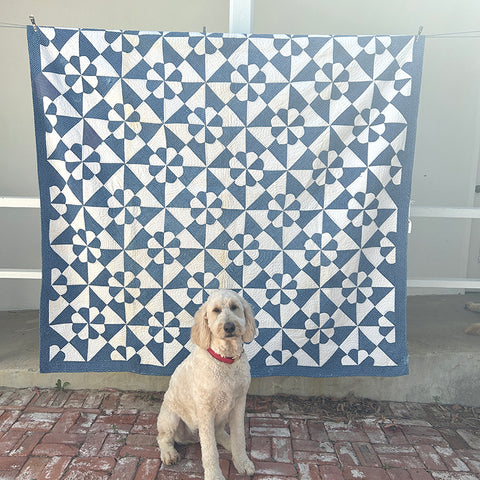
[207,348,243,364]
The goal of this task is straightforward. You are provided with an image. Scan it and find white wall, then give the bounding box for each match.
[1,0,479,309]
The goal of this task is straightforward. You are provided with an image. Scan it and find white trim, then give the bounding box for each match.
[0,197,40,208]
[407,278,480,289]
[410,206,480,218]
[229,0,254,34]
[0,269,42,279]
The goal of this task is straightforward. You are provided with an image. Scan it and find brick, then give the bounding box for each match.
[318,465,345,480]
[83,391,106,409]
[70,456,116,472]
[382,424,409,445]
[253,461,298,476]
[344,466,390,479]
[134,458,161,480]
[406,469,434,480]
[0,456,28,471]
[120,445,161,458]
[250,426,290,437]
[308,421,329,442]
[0,390,35,408]
[293,450,338,464]
[32,390,58,408]
[51,410,81,433]
[374,445,417,455]
[335,441,360,467]
[296,463,322,480]
[159,457,203,475]
[289,418,309,440]
[69,412,98,434]
[0,410,21,433]
[33,442,79,457]
[250,436,271,460]
[63,470,109,480]
[415,445,448,470]
[401,425,447,446]
[250,417,287,427]
[457,430,480,450]
[126,433,157,447]
[101,392,121,411]
[99,433,126,457]
[41,432,86,446]
[10,431,45,456]
[111,456,138,480]
[38,456,72,480]
[16,457,49,480]
[430,473,479,480]
[12,411,62,431]
[0,429,25,454]
[131,412,157,434]
[292,439,335,453]
[387,468,412,480]
[63,391,89,408]
[437,428,469,450]
[271,436,292,463]
[354,442,382,467]
[434,446,469,472]
[325,422,369,443]
[79,432,108,456]
[51,390,71,408]
[363,418,388,444]
[378,453,425,470]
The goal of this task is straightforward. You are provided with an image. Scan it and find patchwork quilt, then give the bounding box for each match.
[27,26,424,377]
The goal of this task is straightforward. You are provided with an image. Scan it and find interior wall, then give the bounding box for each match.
[0,0,479,309]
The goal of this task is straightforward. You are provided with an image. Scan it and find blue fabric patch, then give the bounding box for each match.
[27,26,424,377]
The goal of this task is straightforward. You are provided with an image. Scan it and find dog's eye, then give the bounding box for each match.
[231,304,238,310]
[213,307,221,313]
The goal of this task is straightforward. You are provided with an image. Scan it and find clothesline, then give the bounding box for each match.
[0,21,479,38]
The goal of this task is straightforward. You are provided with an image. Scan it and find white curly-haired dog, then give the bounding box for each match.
[157,289,257,480]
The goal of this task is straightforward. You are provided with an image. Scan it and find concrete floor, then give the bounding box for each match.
[1,294,480,406]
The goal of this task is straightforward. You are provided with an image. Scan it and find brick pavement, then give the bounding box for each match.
[0,388,479,479]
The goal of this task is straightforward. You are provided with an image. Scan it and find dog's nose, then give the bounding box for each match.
[224,322,235,334]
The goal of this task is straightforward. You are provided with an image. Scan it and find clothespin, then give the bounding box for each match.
[415,25,423,42]
[29,15,37,32]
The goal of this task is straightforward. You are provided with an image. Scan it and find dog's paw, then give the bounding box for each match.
[234,456,255,476]
[160,447,180,465]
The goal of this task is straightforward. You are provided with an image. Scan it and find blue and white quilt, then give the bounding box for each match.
[28,26,424,377]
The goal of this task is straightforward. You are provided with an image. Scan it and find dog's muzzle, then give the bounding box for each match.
[223,321,236,336]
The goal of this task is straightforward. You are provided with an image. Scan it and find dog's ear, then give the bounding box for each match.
[190,302,211,350]
[241,297,257,343]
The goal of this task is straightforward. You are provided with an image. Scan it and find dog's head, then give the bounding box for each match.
[190,289,257,350]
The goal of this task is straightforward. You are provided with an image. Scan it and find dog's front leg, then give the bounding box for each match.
[229,397,255,476]
[198,414,224,480]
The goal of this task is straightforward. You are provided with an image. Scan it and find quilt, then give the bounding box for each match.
[28,26,424,377]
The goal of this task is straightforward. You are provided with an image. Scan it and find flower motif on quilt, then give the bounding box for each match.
[72,229,101,263]
[190,192,223,225]
[273,36,308,57]
[228,234,259,266]
[65,144,101,181]
[347,192,379,227]
[149,147,183,183]
[147,231,180,265]
[267,194,301,228]
[315,63,349,101]
[266,273,298,305]
[306,313,335,345]
[342,272,373,304]
[304,233,338,267]
[49,186,67,218]
[313,151,344,185]
[271,108,305,145]
[147,62,183,99]
[357,36,391,55]
[230,64,266,102]
[72,307,105,340]
[65,56,98,94]
[148,312,180,343]
[190,35,223,55]
[107,189,141,225]
[108,103,141,140]
[353,108,386,143]
[108,271,141,303]
[187,107,223,144]
[229,152,264,187]
[187,273,220,302]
